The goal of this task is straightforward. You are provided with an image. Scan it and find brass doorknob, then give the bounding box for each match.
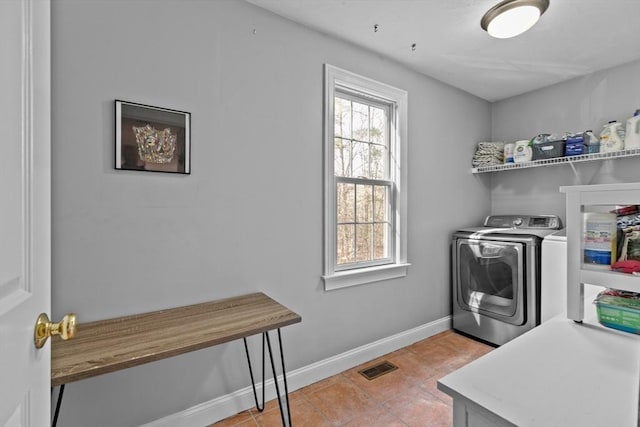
[34,313,77,349]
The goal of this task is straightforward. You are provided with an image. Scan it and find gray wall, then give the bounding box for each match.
[51,1,491,425]
[491,59,640,220]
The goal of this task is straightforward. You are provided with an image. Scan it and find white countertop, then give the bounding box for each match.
[439,307,640,427]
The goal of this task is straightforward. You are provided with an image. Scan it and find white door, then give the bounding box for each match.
[0,0,51,426]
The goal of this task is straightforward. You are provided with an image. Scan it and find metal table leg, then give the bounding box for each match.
[243,334,266,412]
[265,328,292,427]
[244,329,292,426]
[51,384,65,427]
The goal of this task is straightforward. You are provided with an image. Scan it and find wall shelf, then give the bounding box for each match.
[472,148,640,174]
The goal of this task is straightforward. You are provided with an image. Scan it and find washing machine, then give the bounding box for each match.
[452,215,563,346]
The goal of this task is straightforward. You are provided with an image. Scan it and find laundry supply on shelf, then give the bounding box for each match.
[532,136,565,160]
[613,205,640,263]
[594,289,640,334]
[584,130,600,153]
[472,141,505,166]
[583,212,617,268]
[564,134,585,156]
[615,205,640,229]
[625,109,640,149]
[599,120,625,153]
[503,142,514,163]
[513,139,533,162]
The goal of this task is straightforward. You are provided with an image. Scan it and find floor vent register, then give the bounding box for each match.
[358,361,398,380]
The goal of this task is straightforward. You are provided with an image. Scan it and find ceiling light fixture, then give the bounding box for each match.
[481,0,549,39]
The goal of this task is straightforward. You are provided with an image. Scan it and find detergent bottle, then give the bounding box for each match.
[584,130,600,153]
[599,121,625,153]
[625,109,640,149]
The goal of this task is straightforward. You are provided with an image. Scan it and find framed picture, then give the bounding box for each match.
[115,100,191,174]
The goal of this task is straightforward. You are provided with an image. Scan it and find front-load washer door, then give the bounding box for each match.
[456,238,526,326]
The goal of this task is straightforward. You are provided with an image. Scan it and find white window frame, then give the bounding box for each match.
[323,64,409,291]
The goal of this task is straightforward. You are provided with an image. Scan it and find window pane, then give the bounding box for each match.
[337,183,355,223]
[370,144,387,179]
[371,107,387,145]
[352,141,369,178]
[352,102,370,142]
[356,184,373,222]
[374,223,389,259]
[337,224,355,265]
[373,185,387,222]
[334,97,351,139]
[334,138,351,177]
[355,224,373,262]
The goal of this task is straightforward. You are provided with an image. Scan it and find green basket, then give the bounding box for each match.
[595,294,640,334]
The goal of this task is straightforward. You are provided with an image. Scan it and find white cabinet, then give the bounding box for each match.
[560,182,640,322]
[448,397,516,427]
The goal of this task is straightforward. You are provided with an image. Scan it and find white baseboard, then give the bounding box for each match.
[141,315,451,427]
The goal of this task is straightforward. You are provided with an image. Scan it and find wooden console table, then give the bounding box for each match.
[51,292,301,426]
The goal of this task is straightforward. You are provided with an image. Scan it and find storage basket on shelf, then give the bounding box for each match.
[565,134,585,156]
[532,139,565,160]
[594,289,640,334]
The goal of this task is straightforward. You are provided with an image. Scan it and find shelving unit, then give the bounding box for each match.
[560,182,640,322]
[472,148,640,174]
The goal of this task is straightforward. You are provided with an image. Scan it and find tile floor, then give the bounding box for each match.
[211,330,494,427]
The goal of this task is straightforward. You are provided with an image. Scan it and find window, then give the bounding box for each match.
[323,64,409,290]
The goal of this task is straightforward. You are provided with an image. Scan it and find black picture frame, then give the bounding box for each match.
[115,100,191,174]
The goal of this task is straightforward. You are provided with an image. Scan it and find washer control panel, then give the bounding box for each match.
[484,215,562,230]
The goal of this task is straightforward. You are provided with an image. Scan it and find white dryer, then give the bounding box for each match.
[541,230,567,322]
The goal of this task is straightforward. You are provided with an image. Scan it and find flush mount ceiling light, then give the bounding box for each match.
[481,0,549,39]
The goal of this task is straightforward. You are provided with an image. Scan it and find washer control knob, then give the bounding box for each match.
[513,218,523,227]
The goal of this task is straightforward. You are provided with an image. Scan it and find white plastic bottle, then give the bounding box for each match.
[625,110,640,149]
[584,130,600,153]
[599,121,625,153]
[503,142,515,163]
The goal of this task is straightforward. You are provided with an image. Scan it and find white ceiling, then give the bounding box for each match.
[245,0,640,102]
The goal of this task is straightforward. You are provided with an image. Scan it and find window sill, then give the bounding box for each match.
[322,263,411,291]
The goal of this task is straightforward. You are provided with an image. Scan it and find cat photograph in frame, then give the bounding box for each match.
[115,100,191,174]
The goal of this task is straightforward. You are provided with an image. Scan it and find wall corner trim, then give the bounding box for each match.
[140,315,452,427]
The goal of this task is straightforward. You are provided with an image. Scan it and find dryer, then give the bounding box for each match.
[451,215,562,346]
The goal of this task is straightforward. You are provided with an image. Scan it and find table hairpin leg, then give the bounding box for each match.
[244,333,266,411]
[244,329,292,427]
[51,384,65,427]
[266,329,292,427]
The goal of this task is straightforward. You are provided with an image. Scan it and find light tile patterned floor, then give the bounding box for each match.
[210,330,493,427]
